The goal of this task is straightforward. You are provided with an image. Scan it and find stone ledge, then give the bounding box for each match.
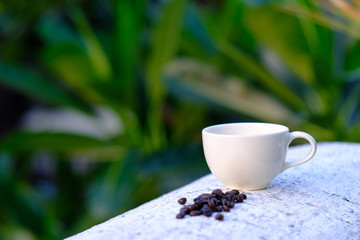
[66,142,360,240]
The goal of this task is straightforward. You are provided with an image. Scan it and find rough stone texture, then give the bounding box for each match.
[66,142,360,240]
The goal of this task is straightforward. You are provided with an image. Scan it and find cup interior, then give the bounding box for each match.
[203,122,288,136]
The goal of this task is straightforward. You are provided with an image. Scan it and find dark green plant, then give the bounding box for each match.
[0,0,208,239]
[167,0,360,141]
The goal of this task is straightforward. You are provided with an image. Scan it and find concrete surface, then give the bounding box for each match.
[66,142,360,240]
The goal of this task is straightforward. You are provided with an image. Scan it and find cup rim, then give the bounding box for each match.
[202,122,289,137]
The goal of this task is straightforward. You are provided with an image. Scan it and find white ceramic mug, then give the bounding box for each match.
[202,122,317,190]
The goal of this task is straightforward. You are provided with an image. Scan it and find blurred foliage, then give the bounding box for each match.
[0,0,360,239]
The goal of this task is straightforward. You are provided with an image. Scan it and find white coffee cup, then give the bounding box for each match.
[202,122,317,190]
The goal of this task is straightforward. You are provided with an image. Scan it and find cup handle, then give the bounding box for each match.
[280,131,317,172]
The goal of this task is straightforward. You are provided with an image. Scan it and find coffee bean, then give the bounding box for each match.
[229,189,240,196]
[187,204,199,211]
[202,204,211,211]
[194,196,208,206]
[201,205,213,217]
[199,193,212,199]
[189,210,202,216]
[203,211,212,217]
[227,201,235,208]
[178,197,187,205]
[215,206,223,212]
[176,213,185,219]
[239,193,247,200]
[215,213,224,221]
[213,198,220,206]
[176,189,248,220]
[227,193,235,202]
[208,198,217,210]
[236,195,243,203]
[212,189,227,199]
[222,204,230,212]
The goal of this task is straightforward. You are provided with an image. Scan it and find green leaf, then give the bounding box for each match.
[183,4,217,55]
[41,43,93,84]
[336,81,360,127]
[0,62,91,112]
[113,0,144,101]
[41,43,103,102]
[345,41,360,72]
[0,132,122,156]
[69,8,112,82]
[87,151,148,218]
[166,59,297,123]
[146,0,187,101]
[145,0,187,150]
[218,42,306,111]
[37,13,81,46]
[279,3,360,39]
[243,6,315,84]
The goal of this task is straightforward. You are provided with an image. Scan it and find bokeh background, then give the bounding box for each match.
[1,0,360,239]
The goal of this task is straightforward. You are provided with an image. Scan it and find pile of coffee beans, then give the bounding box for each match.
[176,189,247,221]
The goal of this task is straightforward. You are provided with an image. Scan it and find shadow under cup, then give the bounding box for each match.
[202,123,317,191]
